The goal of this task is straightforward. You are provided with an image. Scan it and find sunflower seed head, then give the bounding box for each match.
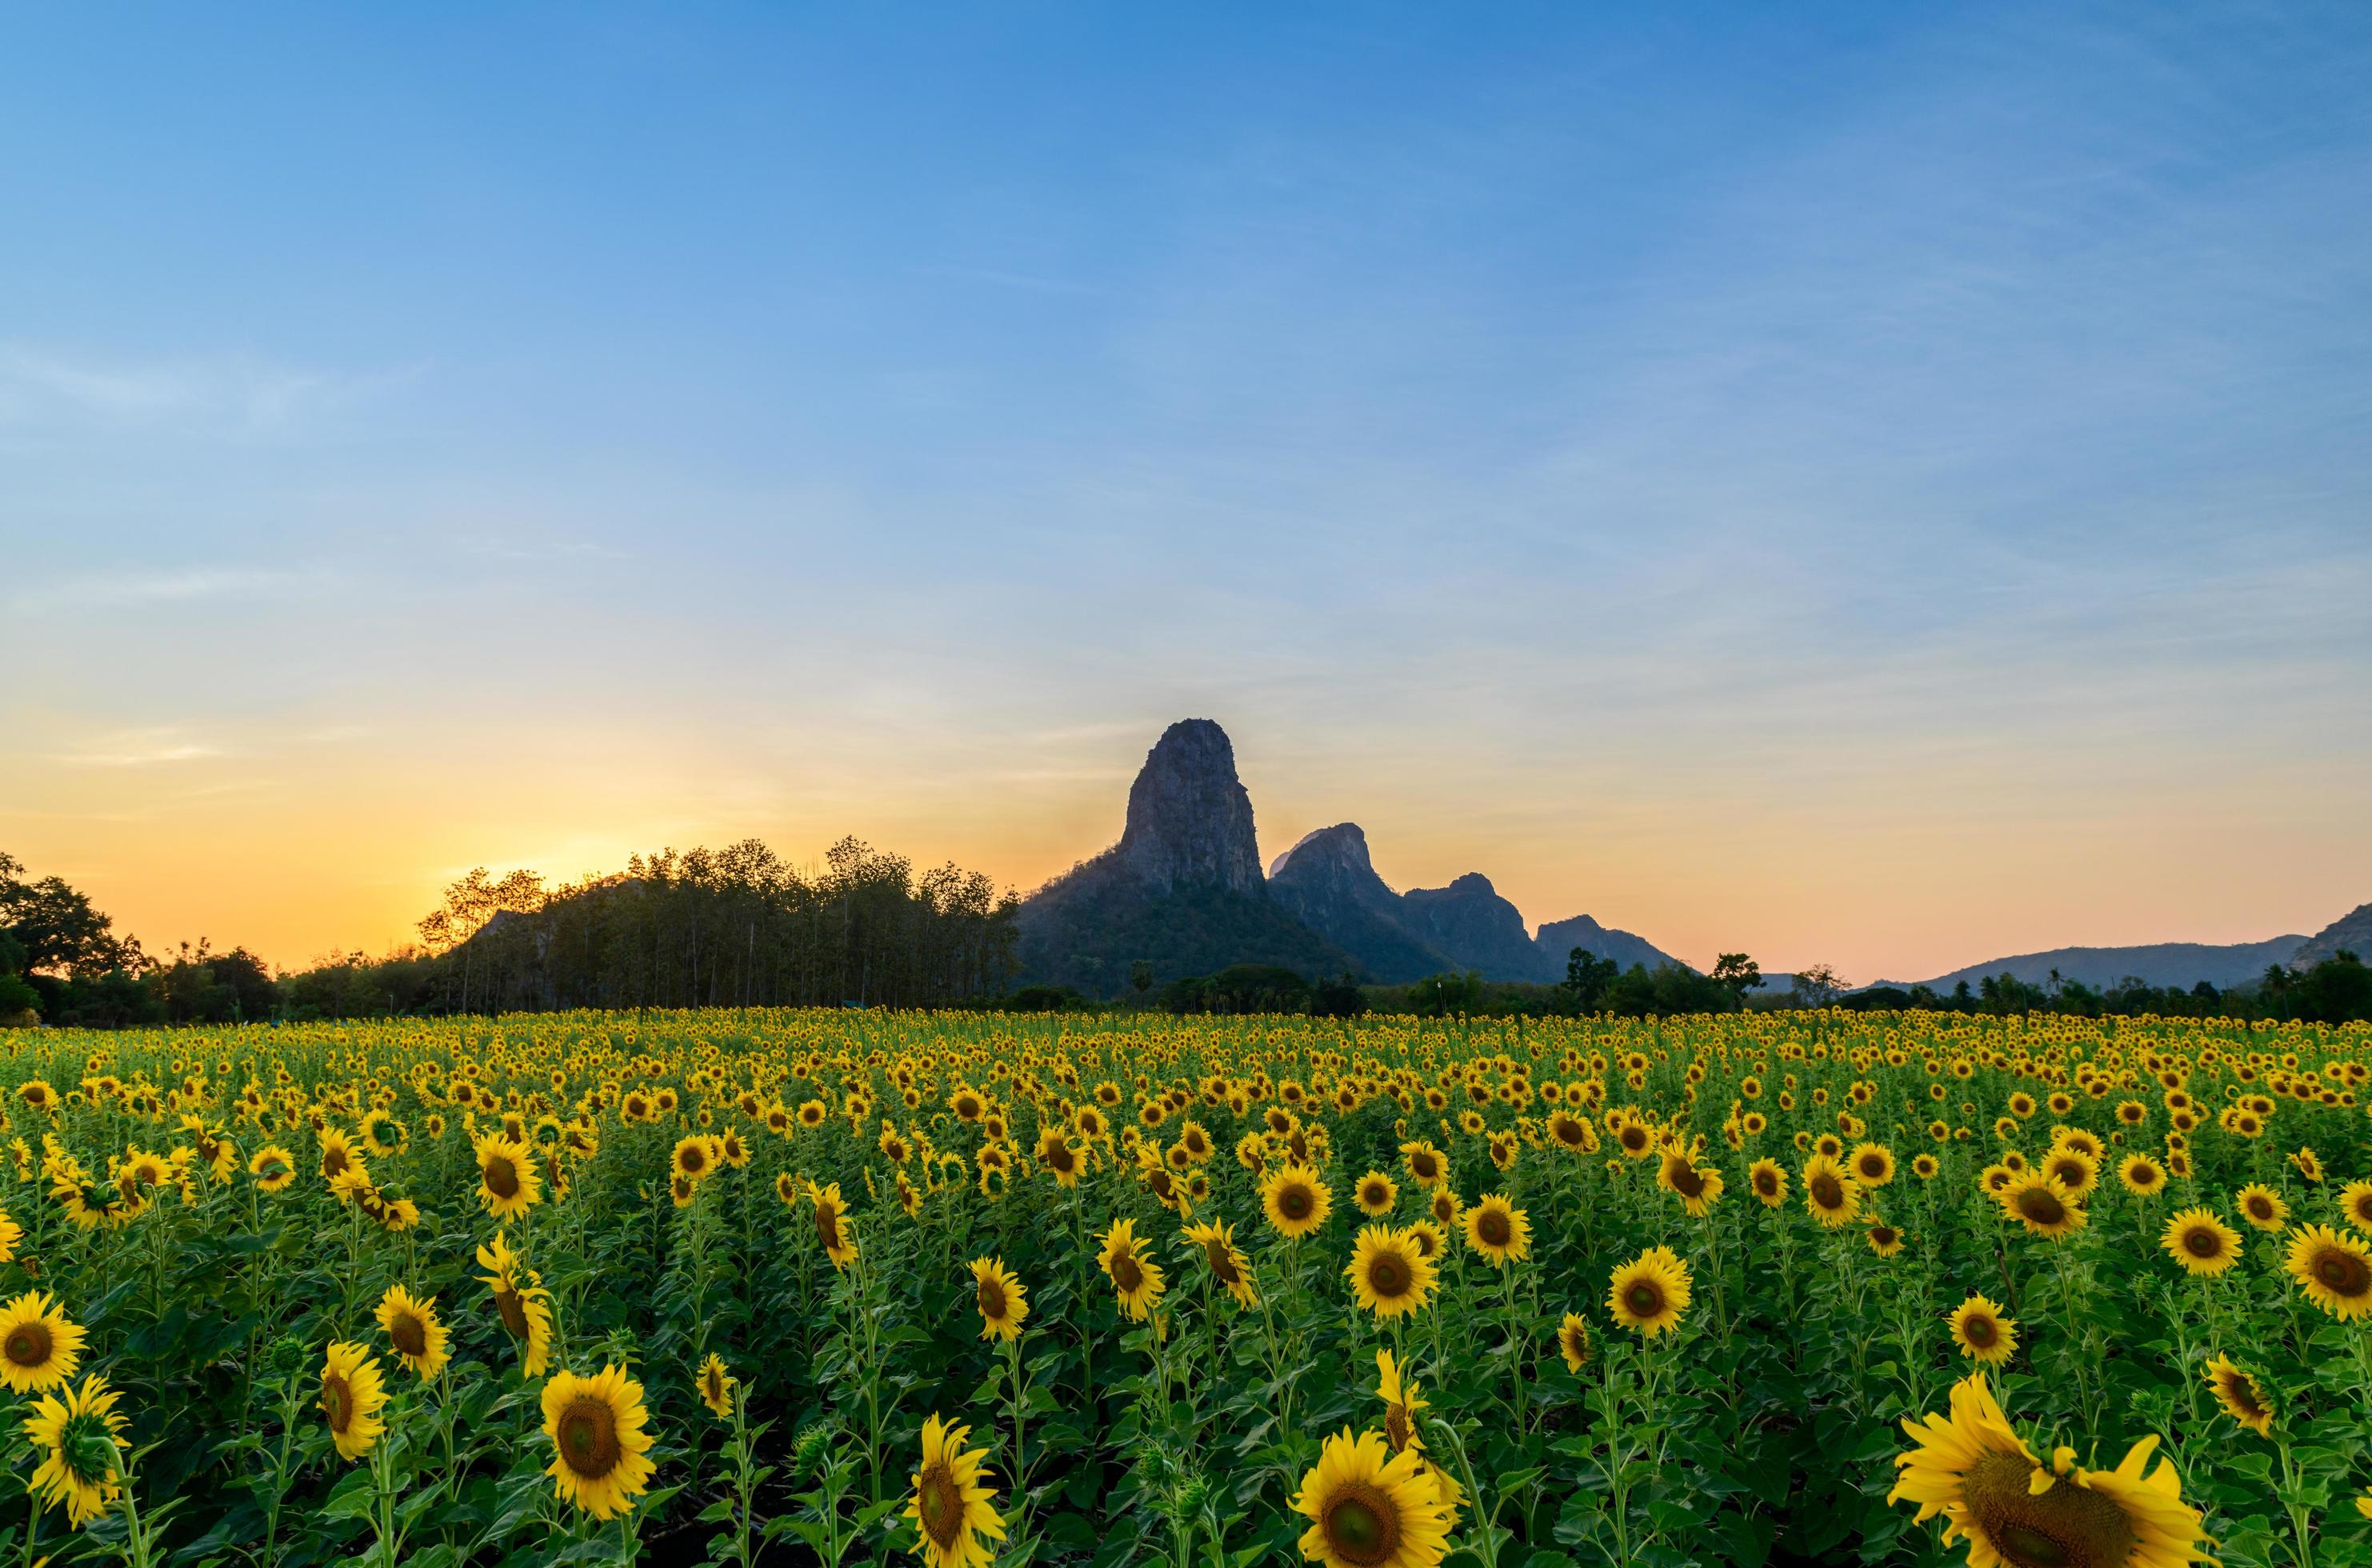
[793,1422,836,1473]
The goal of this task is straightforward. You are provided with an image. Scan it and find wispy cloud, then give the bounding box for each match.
[0,345,411,436]
[454,536,630,563]
[46,728,226,768]
[5,566,328,616]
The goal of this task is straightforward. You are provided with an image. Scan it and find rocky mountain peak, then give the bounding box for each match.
[1114,718,1264,895]
[1400,872,1550,981]
[2293,902,2372,969]
[1268,822,1377,882]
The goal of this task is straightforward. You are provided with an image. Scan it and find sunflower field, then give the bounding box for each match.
[0,1009,2370,1568]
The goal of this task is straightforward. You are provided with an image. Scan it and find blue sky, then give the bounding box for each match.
[4,3,2369,979]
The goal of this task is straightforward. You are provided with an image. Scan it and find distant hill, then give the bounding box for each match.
[1398,872,1557,982]
[1266,825,1453,982]
[1268,824,1693,984]
[1875,934,2308,994]
[2292,902,2372,969]
[1534,914,1690,977]
[1026,718,2354,1005]
[1015,721,1355,995]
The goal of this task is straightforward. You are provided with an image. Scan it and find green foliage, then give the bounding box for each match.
[0,847,144,977]
[1005,984,1094,1014]
[1710,953,1764,1003]
[0,967,38,1024]
[1020,881,1354,998]
[285,835,1020,1018]
[1602,962,1738,1018]
[1837,952,2372,1025]
[1562,949,1621,1011]
[2,1006,2367,1566]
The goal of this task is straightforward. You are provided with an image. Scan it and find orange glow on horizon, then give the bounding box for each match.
[4,714,2359,990]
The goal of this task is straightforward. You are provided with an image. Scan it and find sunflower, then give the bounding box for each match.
[1997,1174,2086,1240]
[1656,1150,1724,1216]
[1867,1221,1905,1258]
[1399,1217,1442,1262]
[2117,1154,2166,1198]
[1346,1226,1437,1320]
[1947,1294,2017,1367]
[907,1413,1006,1568]
[2159,1208,2242,1277]
[1399,1140,1447,1188]
[364,1178,418,1230]
[319,1341,389,1462]
[2038,1146,2098,1199]
[1606,1246,1692,1338]
[1354,1170,1399,1218]
[1890,1372,2205,1568]
[244,1142,296,1192]
[1262,1163,1334,1239]
[183,1121,238,1181]
[2202,1354,2274,1437]
[476,1230,555,1375]
[970,1256,1029,1342]
[1034,1127,1085,1187]
[809,1181,860,1270]
[2235,1183,2288,1232]
[0,1291,86,1394]
[318,1126,363,1186]
[1374,1348,1428,1454]
[543,1364,657,1519]
[670,1134,718,1185]
[1097,1217,1166,1321]
[1557,1312,1594,1374]
[1747,1158,1788,1206]
[358,1110,406,1158]
[23,1374,125,1529]
[1850,1142,1897,1187]
[374,1284,451,1381]
[473,1133,543,1219]
[2338,1179,2372,1232]
[2283,1224,2372,1320]
[1462,1194,1530,1266]
[1294,1426,1454,1568]
[1182,1218,1259,1307]
[1802,1155,1861,1227]
[698,1353,738,1420]
[1545,1110,1595,1156]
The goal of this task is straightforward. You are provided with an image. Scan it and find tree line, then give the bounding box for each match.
[1072,946,2372,1023]
[0,838,1021,1026]
[7,844,2366,1026]
[1840,957,2372,1026]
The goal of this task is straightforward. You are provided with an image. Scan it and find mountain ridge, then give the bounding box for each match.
[1018,718,2352,1000]
[1870,934,2308,994]
[1020,722,1696,994]
[2291,902,2372,969]
[1015,720,1358,993]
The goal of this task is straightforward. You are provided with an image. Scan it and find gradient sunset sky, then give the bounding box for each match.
[6,4,2369,985]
